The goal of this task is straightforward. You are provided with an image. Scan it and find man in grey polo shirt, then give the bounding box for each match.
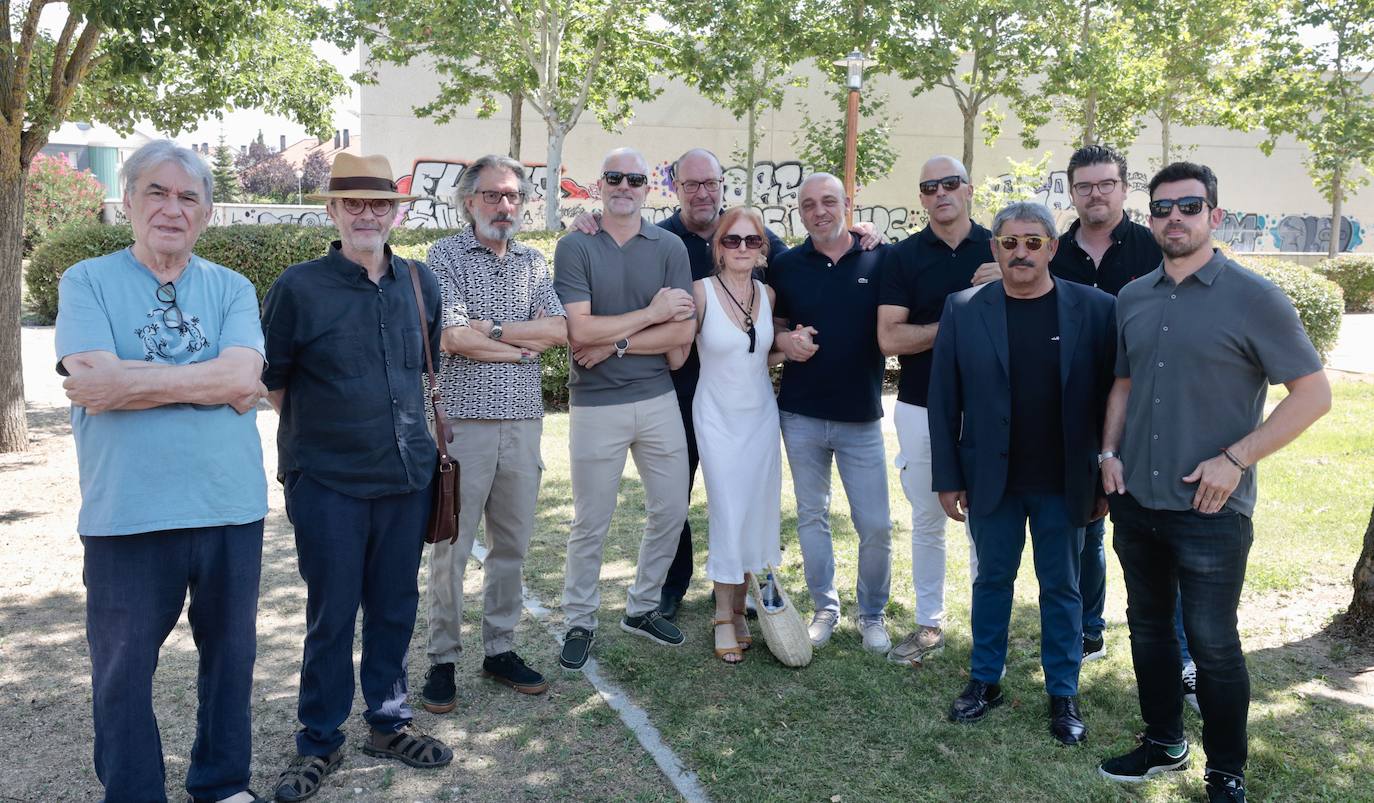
[1097,162,1330,803]
[553,147,697,670]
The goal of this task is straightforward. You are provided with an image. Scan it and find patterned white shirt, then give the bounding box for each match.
[428,228,564,420]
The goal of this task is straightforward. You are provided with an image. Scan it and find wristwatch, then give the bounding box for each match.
[614,337,630,358]
[489,321,504,340]
[1097,450,1118,465]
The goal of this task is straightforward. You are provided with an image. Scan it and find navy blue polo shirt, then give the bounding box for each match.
[659,210,787,400]
[262,242,443,498]
[878,221,993,407]
[1050,214,1161,297]
[769,233,886,422]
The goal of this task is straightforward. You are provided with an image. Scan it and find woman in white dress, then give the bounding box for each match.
[671,207,784,664]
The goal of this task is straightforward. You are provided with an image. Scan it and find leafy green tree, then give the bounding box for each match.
[0,0,345,452]
[792,85,899,189]
[338,0,667,229]
[1242,0,1374,258]
[1036,0,1151,149]
[211,134,238,203]
[299,150,330,196]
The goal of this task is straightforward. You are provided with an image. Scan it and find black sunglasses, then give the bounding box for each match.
[156,281,185,330]
[1148,196,1209,218]
[995,235,1050,252]
[919,175,966,195]
[720,234,764,250]
[602,171,648,187]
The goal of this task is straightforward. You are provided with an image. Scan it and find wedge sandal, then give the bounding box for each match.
[273,748,343,802]
[361,724,454,769]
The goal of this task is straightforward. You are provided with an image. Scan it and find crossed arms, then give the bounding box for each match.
[61,348,266,415]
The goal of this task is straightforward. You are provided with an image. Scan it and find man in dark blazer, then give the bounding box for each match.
[928,201,1117,746]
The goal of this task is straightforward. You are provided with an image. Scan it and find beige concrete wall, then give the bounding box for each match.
[361,51,1368,253]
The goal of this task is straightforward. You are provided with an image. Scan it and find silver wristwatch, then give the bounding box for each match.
[489,321,504,340]
[1097,450,1118,465]
[614,337,630,358]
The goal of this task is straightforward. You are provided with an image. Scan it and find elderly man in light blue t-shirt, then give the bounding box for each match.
[55,140,268,803]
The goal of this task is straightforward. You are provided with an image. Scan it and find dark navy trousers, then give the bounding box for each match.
[82,521,264,803]
[284,471,431,756]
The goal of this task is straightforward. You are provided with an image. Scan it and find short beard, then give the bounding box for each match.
[1159,231,1209,259]
[475,216,519,242]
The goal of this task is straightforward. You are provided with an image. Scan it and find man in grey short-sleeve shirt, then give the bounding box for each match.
[1097,163,1330,800]
[552,147,696,671]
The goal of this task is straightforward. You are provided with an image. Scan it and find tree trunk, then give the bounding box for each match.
[1329,162,1344,258]
[1160,110,1171,166]
[0,134,31,453]
[1340,502,1374,638]
[962,107,977,176]
[508,90,523,160]
[543,124,565,231]
[744,103,757,207]
[1082,88,1097,147]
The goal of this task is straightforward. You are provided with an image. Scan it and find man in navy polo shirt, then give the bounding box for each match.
[770,172,892,653]
[877,154,998,668]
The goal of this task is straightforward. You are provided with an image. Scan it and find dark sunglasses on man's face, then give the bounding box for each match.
[996,235,1050,252]
[720,234,764,250]
[919,175,966,195]
[602,171,648,187]
[1148,196,1208,218]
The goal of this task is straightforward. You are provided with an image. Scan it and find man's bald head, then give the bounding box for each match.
[601,147,649,174]
[920,155,969,183]
[919,155,974,226]
[798,172,849,243]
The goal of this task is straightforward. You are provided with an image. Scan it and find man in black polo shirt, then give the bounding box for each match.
[771,172,892,653]
[262,153,453,800]
[1049,145,1163,667]
[877,154,998,667]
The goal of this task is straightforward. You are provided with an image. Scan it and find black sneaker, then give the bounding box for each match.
[420,663,456,714]
[1099,738,1191,782]
[1082,635,1107,662]
[482,651,549,695]
[1205,769,1247,802]
[559,627,595,670]
[620,610,685,645]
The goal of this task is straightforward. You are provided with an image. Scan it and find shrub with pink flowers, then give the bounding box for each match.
[23,153,106,254]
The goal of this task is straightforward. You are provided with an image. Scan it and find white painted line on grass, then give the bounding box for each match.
[520,585,712,803]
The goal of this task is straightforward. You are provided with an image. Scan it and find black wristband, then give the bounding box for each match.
[1220,447,1247,471]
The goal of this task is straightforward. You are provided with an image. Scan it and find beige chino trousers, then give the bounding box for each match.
[561,390,689,630]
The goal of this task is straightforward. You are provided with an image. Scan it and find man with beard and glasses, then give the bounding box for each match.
[569,148,884,620]
[1098,162,1330,802]
[553,147,696,671]
[928,202,1116,746]
[1048,145,1163,668]
[417,154,566,714]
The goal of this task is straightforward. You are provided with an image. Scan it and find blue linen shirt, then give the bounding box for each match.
[54,248,268,536]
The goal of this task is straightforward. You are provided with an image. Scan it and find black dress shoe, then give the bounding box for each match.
[1049,695,1087,745]
[948,680,1003,723]
[657,593,683,621]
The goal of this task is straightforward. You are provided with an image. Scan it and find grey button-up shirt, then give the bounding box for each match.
[1115,249,1322,516]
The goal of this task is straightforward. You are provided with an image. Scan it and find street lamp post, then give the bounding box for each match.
[833,50,874,227]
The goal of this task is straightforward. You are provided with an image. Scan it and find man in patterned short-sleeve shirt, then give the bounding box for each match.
[419,154,567,712]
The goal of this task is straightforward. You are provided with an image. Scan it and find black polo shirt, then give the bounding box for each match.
[262,242,443,498]
[659,210,787,399]
[878,221,993,407]
[1050,214,1162,297]
[769,233,886,422]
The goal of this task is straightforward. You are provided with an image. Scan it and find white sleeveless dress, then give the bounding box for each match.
[693,277,782,584]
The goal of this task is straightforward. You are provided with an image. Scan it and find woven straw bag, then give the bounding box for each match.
[749,565,813,668]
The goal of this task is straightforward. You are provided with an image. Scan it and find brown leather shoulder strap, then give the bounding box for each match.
[404,259,454,460]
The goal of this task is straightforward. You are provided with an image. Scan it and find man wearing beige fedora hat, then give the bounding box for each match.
[262,152,454,801]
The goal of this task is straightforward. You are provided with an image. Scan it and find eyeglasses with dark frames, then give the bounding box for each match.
[679,179,722,195]
[919,175,966,195]
[478,190,527,205]
[719,234,764,250]
[995,235,1051,252]
[602,171,649,187]
[341,198,397,216]
[156,281,185,330]
[1071,179,1122,197]
[1148,196,1209,218]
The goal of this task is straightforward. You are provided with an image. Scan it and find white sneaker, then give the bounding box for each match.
[859,615,891,654]
[808,610,840,647]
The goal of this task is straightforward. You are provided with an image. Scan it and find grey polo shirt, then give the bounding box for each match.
[1115,249,1322,516]
[553,218,693,407]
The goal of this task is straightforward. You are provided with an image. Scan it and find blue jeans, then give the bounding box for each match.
[285,472,432,756]
[83,522,263,803]
[1079,517,1107,640]
[1110,492,1253,776]
[779,411,891,618]
[968,493,1084,696]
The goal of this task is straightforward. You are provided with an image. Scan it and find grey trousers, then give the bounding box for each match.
[426,418,543,661]
[561,391,689,630]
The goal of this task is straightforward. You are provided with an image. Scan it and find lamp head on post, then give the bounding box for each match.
[832,50,875,226]
[834,50,874,91]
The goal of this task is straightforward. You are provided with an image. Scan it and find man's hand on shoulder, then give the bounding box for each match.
[971,261,1002,286]
[851,221,886,250]
[570,211,602,235]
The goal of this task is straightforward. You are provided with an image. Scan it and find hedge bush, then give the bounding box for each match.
[1234,255,1344,361]
[1314,254,1374,312]
[24,153,105,254]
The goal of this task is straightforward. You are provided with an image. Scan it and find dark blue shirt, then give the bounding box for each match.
[262,242,443,498]
[659,210,788,400]
[878,222,993,407]
[769,233,886,422]
[1050,214,1162,297]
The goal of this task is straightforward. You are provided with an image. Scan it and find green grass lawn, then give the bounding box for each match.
[517,379,1374,803]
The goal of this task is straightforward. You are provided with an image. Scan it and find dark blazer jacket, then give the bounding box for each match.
[928,276,1117,526]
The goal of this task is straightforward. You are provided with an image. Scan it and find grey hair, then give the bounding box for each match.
[992,201,1058,239]
[453,154,534,225]
[601,146,649,173]
[121,139,214,202]
[923,154,970,182]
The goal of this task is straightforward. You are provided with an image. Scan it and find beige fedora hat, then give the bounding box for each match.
[307,153,418,202]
